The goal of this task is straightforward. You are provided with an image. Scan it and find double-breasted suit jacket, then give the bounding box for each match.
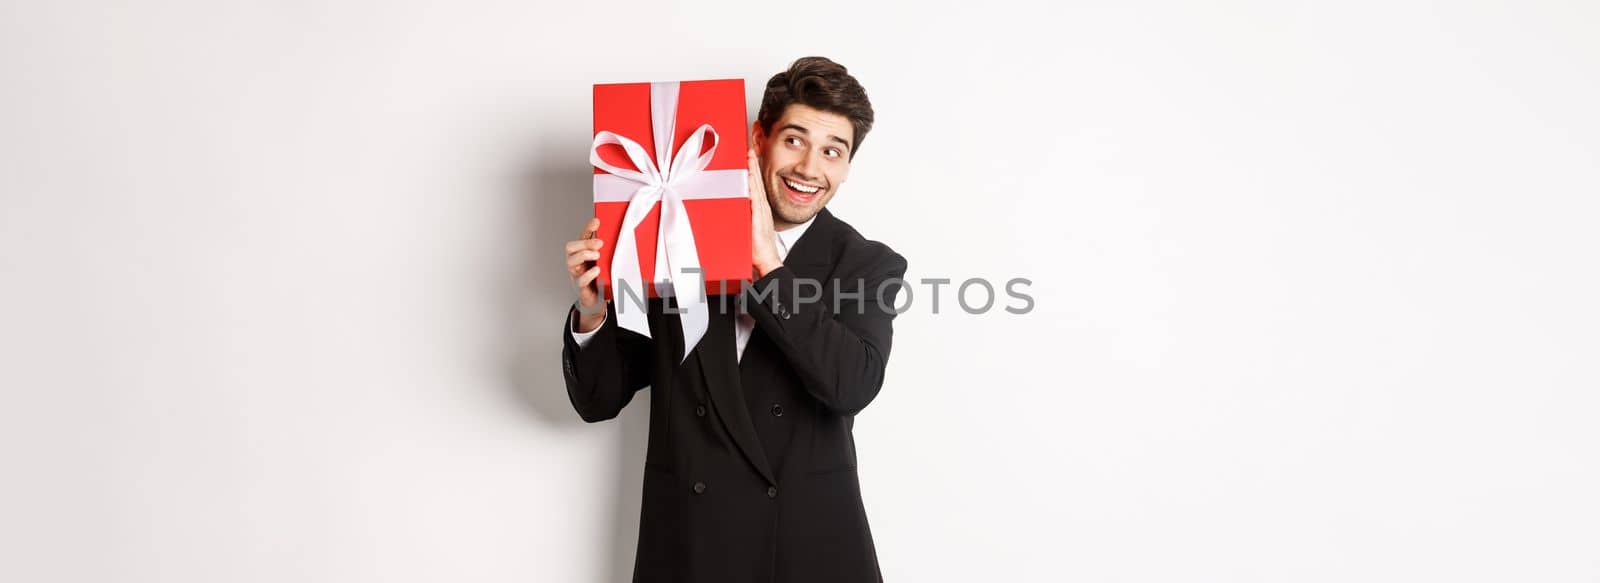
[561,208,908,583]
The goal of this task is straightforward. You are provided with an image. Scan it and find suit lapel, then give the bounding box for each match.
[778,207,837,276]
[694,297,776,485]
[688,208,841,486]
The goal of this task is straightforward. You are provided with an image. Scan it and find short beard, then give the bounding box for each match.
[773,204,815,226]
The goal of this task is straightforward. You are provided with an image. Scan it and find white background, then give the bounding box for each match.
[3,1,1597,581]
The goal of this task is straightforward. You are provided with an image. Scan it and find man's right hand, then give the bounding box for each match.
[565,217,606,333]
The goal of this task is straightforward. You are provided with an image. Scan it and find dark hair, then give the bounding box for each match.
[757,56,874,161]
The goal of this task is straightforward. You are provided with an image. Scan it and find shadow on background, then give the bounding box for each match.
[500,129,648,582]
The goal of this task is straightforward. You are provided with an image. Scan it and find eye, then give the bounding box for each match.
[785,136,801,147]
[825,148,840,158]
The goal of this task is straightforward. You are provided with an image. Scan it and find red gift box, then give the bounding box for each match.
[590,79,751,302]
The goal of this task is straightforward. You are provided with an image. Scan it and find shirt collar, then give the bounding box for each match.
[774,213,818,260]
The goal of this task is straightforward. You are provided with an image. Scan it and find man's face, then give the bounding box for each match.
[754,103,854,229]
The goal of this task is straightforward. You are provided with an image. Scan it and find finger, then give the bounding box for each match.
[566,253,595,275]
[579,217,600,240]
[750,178,767,209]
[748,160,764,201]
[576,265,602,287]
[565,238,606,255]
[567,249,600,269]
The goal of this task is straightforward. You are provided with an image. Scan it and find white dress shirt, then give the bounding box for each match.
[570,214,817,364]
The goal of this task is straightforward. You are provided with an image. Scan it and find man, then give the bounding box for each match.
[561,56,907,583]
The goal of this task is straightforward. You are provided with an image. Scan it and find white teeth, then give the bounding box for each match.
[783,179,820,194]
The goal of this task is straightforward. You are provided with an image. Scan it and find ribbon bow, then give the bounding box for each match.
[589,81,747,363]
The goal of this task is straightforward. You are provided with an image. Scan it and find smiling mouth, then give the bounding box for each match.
[781,177,823,201]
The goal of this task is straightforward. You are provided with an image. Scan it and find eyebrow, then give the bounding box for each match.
[779,123,852,152]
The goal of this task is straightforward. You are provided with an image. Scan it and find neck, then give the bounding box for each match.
[772,213,801,232]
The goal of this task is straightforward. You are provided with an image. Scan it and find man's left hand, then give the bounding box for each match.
[749,148,783,278]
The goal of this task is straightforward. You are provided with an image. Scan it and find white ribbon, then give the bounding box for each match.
[590,81,748,363]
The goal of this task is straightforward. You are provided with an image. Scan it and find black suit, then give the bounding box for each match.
[561,208,908,583]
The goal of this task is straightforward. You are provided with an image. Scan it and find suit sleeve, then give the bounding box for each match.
[561,301,653,422]
[744,248,909,416]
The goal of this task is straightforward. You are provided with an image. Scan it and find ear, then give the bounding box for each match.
[750,120,765,150]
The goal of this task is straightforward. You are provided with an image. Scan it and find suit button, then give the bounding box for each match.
[695,405,706,417]
[770,404,784,417]
[693,482,707,494]
[767,486,778,499]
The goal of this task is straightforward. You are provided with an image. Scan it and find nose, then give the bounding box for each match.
[794,148,822,180]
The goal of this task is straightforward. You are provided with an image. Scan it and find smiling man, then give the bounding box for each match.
[561,56,908,582]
